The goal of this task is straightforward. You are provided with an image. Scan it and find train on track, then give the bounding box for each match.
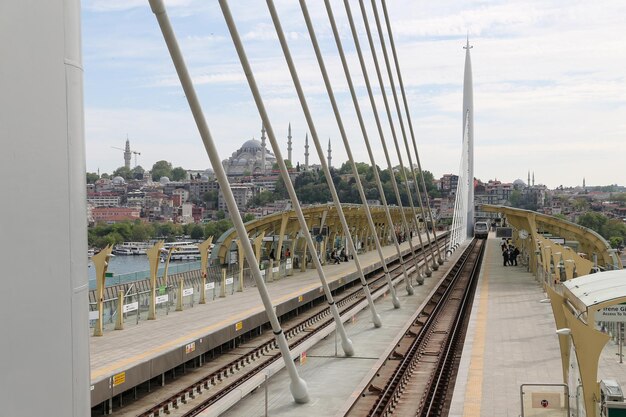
[474,221,489,239]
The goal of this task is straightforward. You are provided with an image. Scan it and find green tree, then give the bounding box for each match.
[577,212,608,233]
[243,213,256,222]
[216,210,226,220]
[190,224,204,240]
[130,222,152,242]
[112,166,133,181]
[151,160,173,181]
[131,165,145,180]
[171,166,187,181]
[86,172,100,184]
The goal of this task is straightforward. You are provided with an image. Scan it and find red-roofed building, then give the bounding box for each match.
[92,207,140,224]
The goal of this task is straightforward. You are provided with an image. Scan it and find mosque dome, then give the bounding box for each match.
[513,179,526,187]
[241,139,262,152]
[112,176,126,185]
[159,176,170,184]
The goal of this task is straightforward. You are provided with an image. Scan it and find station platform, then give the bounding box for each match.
[450,235,626,416]
[219,235,626,417]
[89,233,439,408]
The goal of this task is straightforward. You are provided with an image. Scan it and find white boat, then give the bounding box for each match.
[160,242,213,261]
[114,242,150,255]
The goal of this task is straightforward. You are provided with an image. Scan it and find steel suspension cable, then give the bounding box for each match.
[339,0,425,285]
[366,0,439,272]
[378,0,444,265]
[298,0,410,303]
[147,0,309,403]
[324,0,415,294]
[265,0,401,309]
[358,0,432,277]
[219,0,363,359]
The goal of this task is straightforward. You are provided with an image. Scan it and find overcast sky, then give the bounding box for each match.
[82,0,626,188]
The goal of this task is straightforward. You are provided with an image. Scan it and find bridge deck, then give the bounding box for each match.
[217,235,626,416]
[90,233,436,407]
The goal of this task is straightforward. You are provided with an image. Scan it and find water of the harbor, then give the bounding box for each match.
[87,255,199,290]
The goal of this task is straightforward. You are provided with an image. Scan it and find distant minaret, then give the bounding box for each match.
[527,170,531,187]
[287,123,293,165]
[583,177,586,189]
[327,138,332,168]
[124,137,131,170]
[532,172,535,186]
[304,133,310,169]
[261,124,267,174]
[463,35,474,238]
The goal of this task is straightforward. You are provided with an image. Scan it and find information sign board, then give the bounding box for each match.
[155,294,169,304]
[182,288,194,297]
[225,277,234,285]
[89,310,99,320]
[122,302,138,313]
[205,282,215,290]
[596,303,626,323]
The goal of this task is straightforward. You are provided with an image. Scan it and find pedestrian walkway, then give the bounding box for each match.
[450,235,626,416]
[90,233,434,389]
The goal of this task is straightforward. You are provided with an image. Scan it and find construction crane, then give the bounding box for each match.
[111,145,141,168]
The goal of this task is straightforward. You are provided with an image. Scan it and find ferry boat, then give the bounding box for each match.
[160,241,214,261]
[113,242,150,255]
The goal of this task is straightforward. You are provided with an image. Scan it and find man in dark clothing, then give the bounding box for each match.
[511,246,520,266]
[502,247,509,266]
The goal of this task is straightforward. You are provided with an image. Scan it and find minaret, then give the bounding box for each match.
[527,170,531,187]
[124,137,131,170]
[304,133,309,169]
[462,36,474,238]
[532,171,535,186]
[327,138,332,168]
[287,123,293,165]
[261,124,267,174]
[583,177,586,189]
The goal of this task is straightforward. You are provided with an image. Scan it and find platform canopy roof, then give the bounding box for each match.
[563,270,626,313]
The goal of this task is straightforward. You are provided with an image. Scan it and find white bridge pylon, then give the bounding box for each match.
[449,37,475,254]
[449,110,471,252]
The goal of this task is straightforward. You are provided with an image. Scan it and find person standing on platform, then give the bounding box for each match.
[269,248,275,262]
[512,246,520,266]
[285,247,290,258]
[502,246,509,266]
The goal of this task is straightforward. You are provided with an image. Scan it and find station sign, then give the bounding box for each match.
[596,303,626,323]
[225,277,234,285]
[185,342,196,354]
[155,294,169,304]
[88,310,99,320]
[205,282,215,290]
[182,288,194,297]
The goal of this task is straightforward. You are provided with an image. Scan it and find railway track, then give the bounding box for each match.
[131,235,449,417]
[344,238,485,417]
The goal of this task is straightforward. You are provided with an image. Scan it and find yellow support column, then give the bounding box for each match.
[198,236,213,304]
[563,306,610,417]
[237,239,245,292]
[146,241,164,320]
[176,278,184,311]
[275,214,289,280]
[92,245,113,337]
[220,268,226,298]
[114,290,124,331]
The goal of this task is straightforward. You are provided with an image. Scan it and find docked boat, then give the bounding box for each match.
[113,242,150,255]
[160,242,213,261]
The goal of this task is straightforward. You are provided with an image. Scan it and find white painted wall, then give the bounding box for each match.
[0,1,90,415]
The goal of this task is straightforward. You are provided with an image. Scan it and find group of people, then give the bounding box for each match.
[330,247,348,264]
[501,239,520,266]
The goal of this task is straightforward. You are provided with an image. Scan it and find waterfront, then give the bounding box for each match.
[87,254,199,289]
